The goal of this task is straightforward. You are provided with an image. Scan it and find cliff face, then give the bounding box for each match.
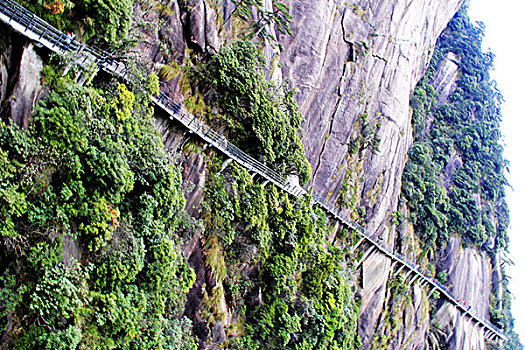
[163,1,489,348]
[432,236,491,349]
[422,49,492,349]
[144,1,463,344]
[273,0,462,347]
[0,1,507,349]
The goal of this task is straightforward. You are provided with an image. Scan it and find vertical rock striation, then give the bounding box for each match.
[0,1,508,349]
[146,0,475,348]
[274,0,462,347]
[141,1,499,348]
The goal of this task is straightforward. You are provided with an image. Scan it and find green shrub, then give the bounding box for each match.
[0,70,195,348]
[190,41,311,184]
[17,0,133,49]
[201,160,360,349]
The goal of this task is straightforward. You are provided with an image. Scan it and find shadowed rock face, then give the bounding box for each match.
[0,41,44,128]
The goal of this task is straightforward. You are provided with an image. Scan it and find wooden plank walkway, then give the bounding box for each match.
[0,0,507,342]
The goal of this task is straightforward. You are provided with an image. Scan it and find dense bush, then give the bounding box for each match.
[189,40,312,184]
[17,0,133,49]
[203,162,360,349]
[0,68,196,348]
[402,7,508,254]
[402,6,521,345]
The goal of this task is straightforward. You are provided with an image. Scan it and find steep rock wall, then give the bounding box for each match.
[143,0,474,348]
[2,1,496,349]
[274,0,462,346]
[416,42,500,349]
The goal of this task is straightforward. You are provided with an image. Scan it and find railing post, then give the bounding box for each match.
[187,114,196,128]
[25,14,33,32]
[393,265,405,276]
[8,5,15,22]
[38,26,46,40]
[428,286,437,296]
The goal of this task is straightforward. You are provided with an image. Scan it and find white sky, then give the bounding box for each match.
[468,0,525,342]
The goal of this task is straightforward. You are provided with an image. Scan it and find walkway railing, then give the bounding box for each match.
[0,0,507,342]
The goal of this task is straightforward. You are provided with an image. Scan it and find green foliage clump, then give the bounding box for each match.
[202,161,360,349]
[17,0,133,49]
[0,70,196,349]
[80,0,133,47]
[402,6,521,346]
[402,7,508,254]
[0,134,28,237]
[190,40,312,184]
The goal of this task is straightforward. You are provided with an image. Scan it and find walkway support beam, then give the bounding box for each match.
[351,237,366,253]
[393,265,405,277]
[408,273,420,286]
[356,246,376,268]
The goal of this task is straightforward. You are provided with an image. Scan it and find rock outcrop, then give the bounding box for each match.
[432,236,492,349]
[431,52,460,104]
[9,43,44,128]
[0,37,45,128]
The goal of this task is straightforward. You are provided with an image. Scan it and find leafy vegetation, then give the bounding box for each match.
[201,161,360,349]
[0,65,196,349]
[188,40,312,184]
[16,0,133,49]
[5,1,521,348]
[402,6,522,346]
[402,7,508,254]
